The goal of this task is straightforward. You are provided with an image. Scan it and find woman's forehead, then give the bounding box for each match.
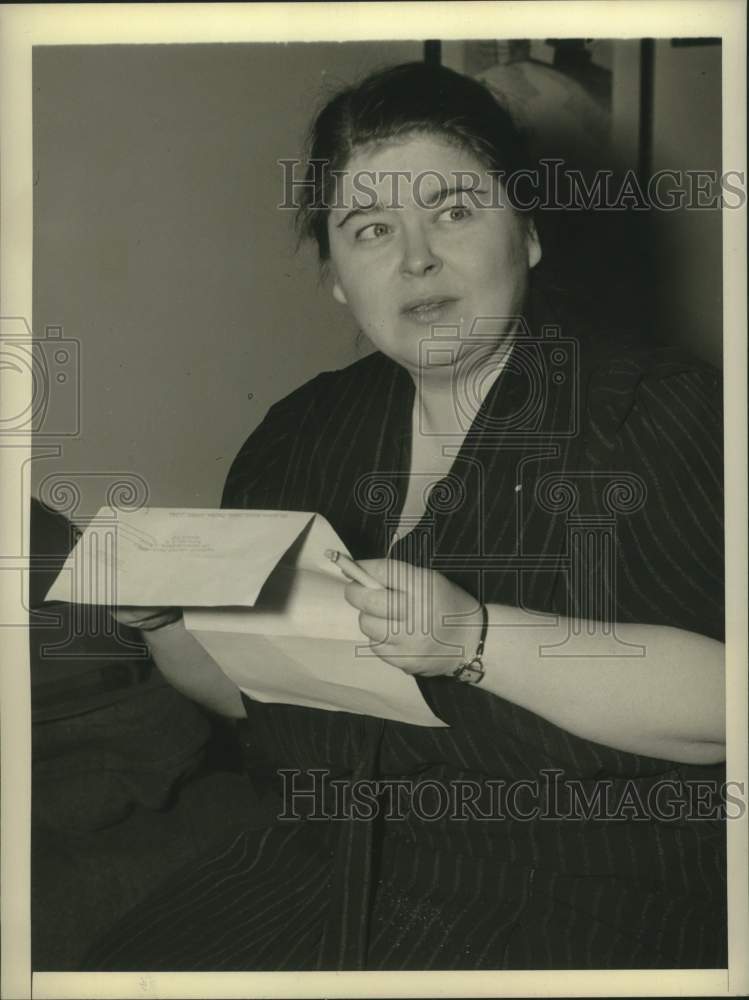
[330,134,494,211]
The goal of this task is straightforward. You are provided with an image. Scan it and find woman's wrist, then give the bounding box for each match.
[449,603,489,684]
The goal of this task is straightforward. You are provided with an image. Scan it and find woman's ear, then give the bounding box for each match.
[330,267,348,305]
[526,220,542,269]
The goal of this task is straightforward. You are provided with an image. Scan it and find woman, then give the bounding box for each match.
[85,62,726,971]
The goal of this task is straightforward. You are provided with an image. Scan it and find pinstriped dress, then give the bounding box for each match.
[83,324,726,971]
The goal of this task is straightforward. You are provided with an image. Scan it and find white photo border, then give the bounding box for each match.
[1,3,746,998]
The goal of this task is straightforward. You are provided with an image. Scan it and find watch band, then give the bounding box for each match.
[450,603,488,684]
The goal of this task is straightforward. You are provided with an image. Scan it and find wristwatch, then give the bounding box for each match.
[450,604,488,685]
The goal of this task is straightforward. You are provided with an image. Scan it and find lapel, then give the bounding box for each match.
[315,304,596,616]
[313,353,413,559]
[382,322,588,613]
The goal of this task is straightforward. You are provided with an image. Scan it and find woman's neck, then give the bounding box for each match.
[409,341,513,436]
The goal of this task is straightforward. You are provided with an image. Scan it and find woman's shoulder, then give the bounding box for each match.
[587,336,719,382]
[222,351,399,509]
[268,350,397,420]
[228,350,397,464]
[580,333,722,449]
[530,286,721,432]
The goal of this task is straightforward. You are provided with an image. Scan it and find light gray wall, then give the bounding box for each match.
[32,42,421,517]
[32,40,723,522]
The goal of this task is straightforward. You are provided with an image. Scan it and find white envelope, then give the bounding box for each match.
[44,507,345,607]
[45,506,447,728]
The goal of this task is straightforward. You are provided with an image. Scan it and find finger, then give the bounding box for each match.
[343,581,369,612]
[112,606,182,630]
[359,558,428,602]
[345,582,407,620]
[353,559,391,587]
[113,605,166,623]
[358,611,390,644]
[343,582,380,613]
[356,558,420,591]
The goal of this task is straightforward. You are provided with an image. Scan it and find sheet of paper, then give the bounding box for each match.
[44,506,347,607]
[184,571,448,728]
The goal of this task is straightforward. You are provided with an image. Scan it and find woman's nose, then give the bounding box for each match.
[399,226,442,277]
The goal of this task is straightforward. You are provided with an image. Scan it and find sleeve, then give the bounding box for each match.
[221,371,332,511]
[584,358,725,641]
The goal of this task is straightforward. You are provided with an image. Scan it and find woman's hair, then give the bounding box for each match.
[296,61,532,262]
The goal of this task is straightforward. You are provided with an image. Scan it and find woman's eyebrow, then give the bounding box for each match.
[421,183,488,206]
[335,183,488,229]
[335,201,385,229]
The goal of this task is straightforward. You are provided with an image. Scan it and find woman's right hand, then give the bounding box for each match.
[110,606,183,632]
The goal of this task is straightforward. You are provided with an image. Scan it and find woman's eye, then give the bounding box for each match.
[439,206,472,223]
[356,222,390,241]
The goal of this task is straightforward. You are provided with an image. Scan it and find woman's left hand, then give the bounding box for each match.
[343,559,483,677]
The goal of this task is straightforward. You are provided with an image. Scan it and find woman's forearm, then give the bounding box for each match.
[144,617,246,719]
[480,603,725,764]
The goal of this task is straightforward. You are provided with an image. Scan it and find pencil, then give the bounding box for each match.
[324,549,384,590]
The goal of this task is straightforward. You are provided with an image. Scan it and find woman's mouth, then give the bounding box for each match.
[400,296,460,325]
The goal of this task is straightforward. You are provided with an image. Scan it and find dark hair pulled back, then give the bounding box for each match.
[296,61,532,261]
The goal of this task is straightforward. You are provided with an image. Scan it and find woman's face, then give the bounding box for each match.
[327,133,541,378]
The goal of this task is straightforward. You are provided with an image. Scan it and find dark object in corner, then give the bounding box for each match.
[29,498,262,969]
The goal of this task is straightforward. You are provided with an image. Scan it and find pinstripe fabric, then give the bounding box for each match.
[83,321,726,971]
